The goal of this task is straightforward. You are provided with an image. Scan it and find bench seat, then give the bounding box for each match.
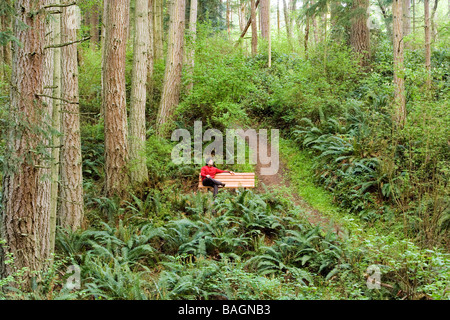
[198,173,255,189]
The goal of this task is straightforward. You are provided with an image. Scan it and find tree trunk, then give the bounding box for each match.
[101,0,108,117]
[60,5,84,230]
[38,0,54,260]
[239,0,246,32]
[277,0,280,35]
[147,0,155,100]
[377,0,392,40]
[187,0,198,92]
[282,0,292,47]
[49,0,62,252]
[90,5,100,47]
[251,0,258,56]
[1,0,12,81]
[130,0,150,186]
[431,0,439,42]
[260,0,271,67]
[260,0,270,39]
[305,1,310,59]
[350,0,371,68]
[227,0,231,39]
[154,0,164,62]
[313,14,318,44]
[157,0,186,136]
[103,0,130,197]
[424,0,431,89]
[0,0,51,287]
[403,0,411,38]
[393,0,406,126]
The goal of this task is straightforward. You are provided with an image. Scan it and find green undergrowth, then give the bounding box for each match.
[278,137,450,300]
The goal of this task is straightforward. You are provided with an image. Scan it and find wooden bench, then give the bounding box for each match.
[198,172,255,190]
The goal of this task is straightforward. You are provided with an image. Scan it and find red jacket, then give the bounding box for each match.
[200,166,229,181]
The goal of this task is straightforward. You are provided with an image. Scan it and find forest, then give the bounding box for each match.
[0,0,449,301]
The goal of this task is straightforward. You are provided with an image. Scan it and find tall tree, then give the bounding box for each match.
[239,0,246,32]
[130,0,150,186]
[0,0,51,286]
[49,0,62,252]
[153,0,164,62]
[251,0,258,55]
[100,0,108,117]
[393,0,406,126]
[60,4,84,230]
[157,0,186,135]
[350,0,371,67]
[277,0,280,35]
[147,0,155,100]
[0,0,12,81]
[260,0,271,67]
[431,0,439,42]
[90,4,100,47]
[424,0,431,88]
[103,0,130,197]
[187,0,198,92]
[304,0,310,59]
[282,0,292,46]
[403,0,412,38]
[226,0,231,38]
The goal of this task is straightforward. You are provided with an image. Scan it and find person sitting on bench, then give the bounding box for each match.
[201,158,235,197]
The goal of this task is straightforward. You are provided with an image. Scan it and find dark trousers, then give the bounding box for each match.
[202,178,224,197]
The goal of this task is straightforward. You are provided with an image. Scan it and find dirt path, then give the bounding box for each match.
[248,131,344,237]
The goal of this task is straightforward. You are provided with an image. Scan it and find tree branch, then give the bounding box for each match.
[36,94,79,105]
[235,0,260,46]
[44,37,90,49]
[44,2,77,9]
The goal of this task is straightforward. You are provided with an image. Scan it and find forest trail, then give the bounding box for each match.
[246,130,345,238]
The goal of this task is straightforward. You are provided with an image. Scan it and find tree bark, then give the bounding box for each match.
[153,0,164,62]
[431,0,439,42]
[377,0,392,40]
[277,0,280,35]
[49,0,62,252]
[260,0,271,67]
[393,0,406,126]
[403,0,411,38]
[60,4,84,230]
[227,0,231,39]
[239,0,246,32]
[1,0,51,286]
[251,0,258,56]
[1,0,12,81]
[147,0,155,100]
[157,0,186,136]
[260,0,270,39]
[350,0,371,68]
[130,0,150,186]
[187,0,198,92]
[282,0,292,46]
[103,0,130,197]
[90,4,100,47]
[100,0,108,117]
[424,0,431,88]
[305,1,310,59]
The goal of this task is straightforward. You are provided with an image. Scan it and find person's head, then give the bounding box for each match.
[206,157,214,167]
